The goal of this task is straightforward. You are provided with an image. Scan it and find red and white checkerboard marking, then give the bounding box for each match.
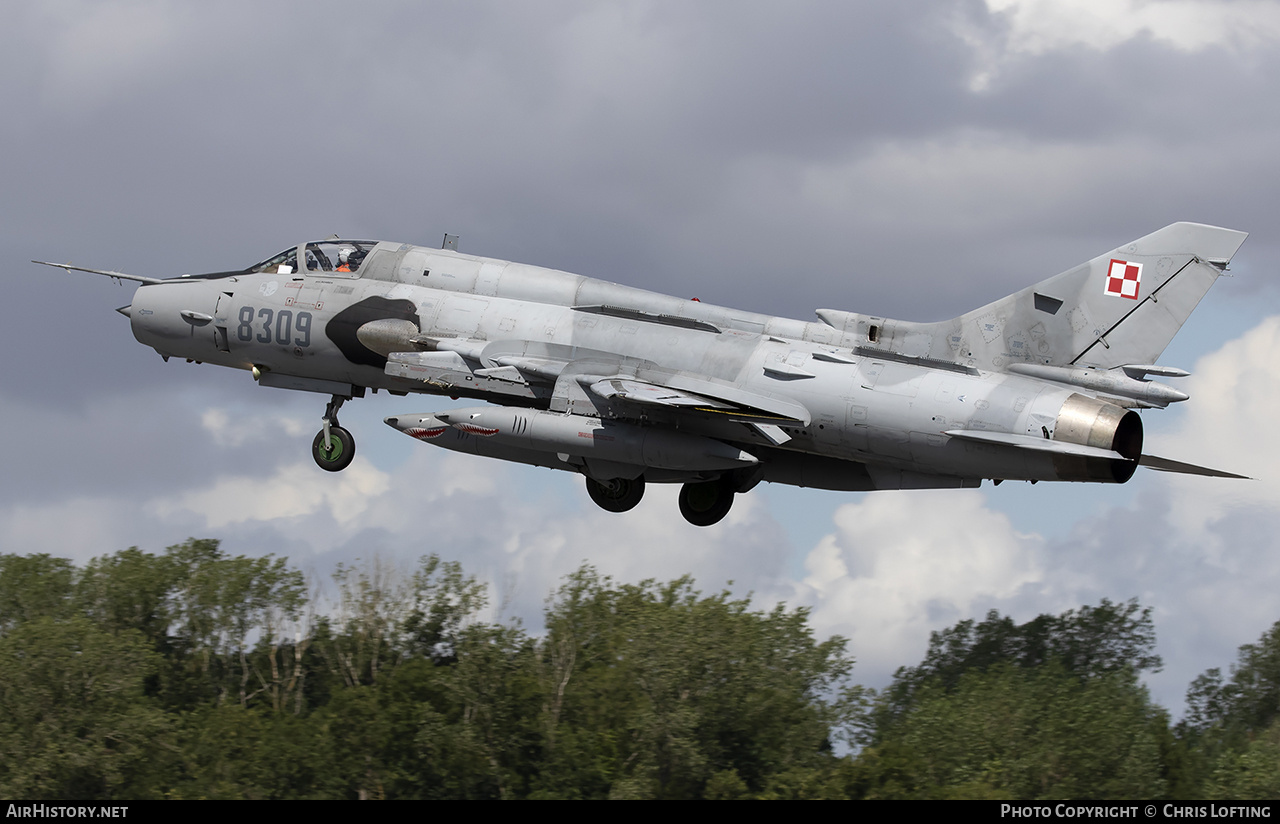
[1104,258,1142,300]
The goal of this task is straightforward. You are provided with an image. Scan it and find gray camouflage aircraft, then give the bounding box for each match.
[36,222,1247,526]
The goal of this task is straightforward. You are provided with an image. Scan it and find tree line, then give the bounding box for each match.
[0,539,1275,799]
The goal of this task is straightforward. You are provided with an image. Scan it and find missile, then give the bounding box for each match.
[1006,363,1189,407]
[385,407,758,473]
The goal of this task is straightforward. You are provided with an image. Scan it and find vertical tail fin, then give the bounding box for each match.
[822,223,1248,370]
[962,222,1248,369]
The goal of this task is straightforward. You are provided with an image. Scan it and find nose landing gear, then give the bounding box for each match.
[312,394,355,472]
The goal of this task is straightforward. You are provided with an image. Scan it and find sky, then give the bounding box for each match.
[4,0,1280,714]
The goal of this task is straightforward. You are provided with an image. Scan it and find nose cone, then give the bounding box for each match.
[384,413,446,432]
[385,415,429,432]
[116,304,132,318]
[1146,383,1190,404]
[385,414,450,442]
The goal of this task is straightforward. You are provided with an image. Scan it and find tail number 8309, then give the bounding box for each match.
[237,306,313,347]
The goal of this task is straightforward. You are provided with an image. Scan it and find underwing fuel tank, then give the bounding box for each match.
[385,408,758,474]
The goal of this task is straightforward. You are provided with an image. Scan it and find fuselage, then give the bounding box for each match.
[125,239,1136,490]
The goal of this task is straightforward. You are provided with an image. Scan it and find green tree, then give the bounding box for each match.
[319,557,410,689]
[168,704,323,799]
[848,601,1171,799]
[850,662,1166,799]
[306,554,528,799]
[316,554,490,686]
[1204,717,1280,800]
[0,553,76,633]
[0,617,169,799]
[403,554,489,664]
[1180,620,1280,797]
[861,599,1162,746]
[1184,620,1280,741]
[167,539,307,705]
[0,547,867,799]
[76,546,178,646]
[529,567,855,799]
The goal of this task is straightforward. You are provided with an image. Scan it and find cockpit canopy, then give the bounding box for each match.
[246,240,381,276]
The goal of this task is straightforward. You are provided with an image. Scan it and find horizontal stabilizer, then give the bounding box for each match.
[945,429,1126,461]
[1138,454,1250,479]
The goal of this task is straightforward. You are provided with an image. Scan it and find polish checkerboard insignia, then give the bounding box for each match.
[1104,258,1142,300]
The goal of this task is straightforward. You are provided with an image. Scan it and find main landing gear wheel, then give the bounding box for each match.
[586,476,646,513]
[679,478,734,527]
[312,393,355,472]
[313,426,355,472]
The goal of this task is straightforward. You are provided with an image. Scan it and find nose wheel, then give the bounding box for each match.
[313,426,355,472]
[312,394,355,472]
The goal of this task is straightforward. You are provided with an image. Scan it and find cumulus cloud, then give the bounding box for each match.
[1150,314,1280,532]
[792,490,1045,679]
[957,0,1280,91]
[149,459,390,529]
[200,407,309,448]
[988,0,1280,55]
[0,497,144,564]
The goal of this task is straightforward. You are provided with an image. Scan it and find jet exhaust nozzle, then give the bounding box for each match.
[1051,394,1143,483]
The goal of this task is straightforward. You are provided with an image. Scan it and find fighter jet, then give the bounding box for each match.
[35,222,1247,526]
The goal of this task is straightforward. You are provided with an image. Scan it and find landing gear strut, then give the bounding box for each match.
[312,394,355,472]
[585,476,645,512]
[679,477,735,526]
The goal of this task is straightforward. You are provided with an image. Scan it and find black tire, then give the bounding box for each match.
[679,478,734,526]
[312,426,355,472]
[585,476,645,513]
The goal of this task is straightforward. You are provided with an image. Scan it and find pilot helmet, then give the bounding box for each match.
[339,248,354,264]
